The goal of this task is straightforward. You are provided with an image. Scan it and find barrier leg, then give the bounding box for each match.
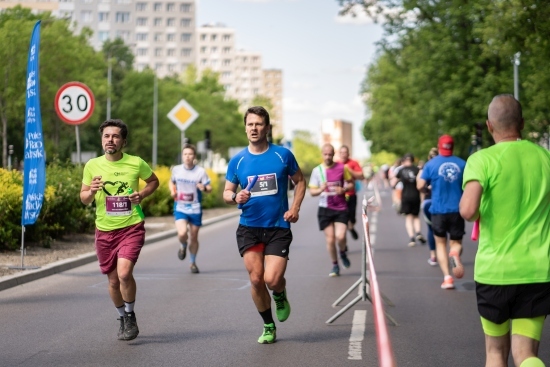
[331,278,362,307]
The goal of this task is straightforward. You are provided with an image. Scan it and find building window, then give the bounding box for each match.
[180,3,191,12]
[154,2,162,11]
[223,47,231,54]
[181,63,189,70]
[200,46,206,54]
[136,2,147,11]
[116,30,131,41]
[243,57,248,63]
[200,34,206,41]
[166,33,175,42]
[116,0,131,3]
[180,33,191,42]
[98,12,109,22]
[136,17,147,26]
[82,0,93,3]
[166,3,175,11]
[98,31,110,42]
[210,34,217,41]
[210,47,217,54]
[154,33,163,42]
[200,59,207,66]
[223,59,231,66]
[136,32,148,41]
[137,63,147,71]
[155,63,163,71]
[181,48,191,57]
[168,64,176,72]
[222,34,231,41]
[155,48,163,56]
[222,72,231,78]
[154,18,162,26]
[211,60,218,67]
[253,88,259,95]
[167,48,175,56]
[252,57,259,63]
[180,18,191,27]
[115,12,130,23]
[80,10,93,23]
[166,18,175,27]
[137,48,148,56]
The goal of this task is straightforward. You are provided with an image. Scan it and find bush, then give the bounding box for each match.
[140,165,173,217]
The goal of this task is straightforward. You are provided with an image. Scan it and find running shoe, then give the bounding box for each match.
[273,289,291,322]
[416,233,427,245]
[117,317,125,340]
[257,323,277,344]
[427,257,438,266]
[449,250,464,279]
[349,228,359,240]
[340,252,351,269]
[441,276,455,290]
[190,263,199,274]
[178,245,187,260]
[329,264,340,277]
[408,238,416,247]
[123,312,139,340]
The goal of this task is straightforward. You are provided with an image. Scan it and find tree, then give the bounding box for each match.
[292,130,321,175]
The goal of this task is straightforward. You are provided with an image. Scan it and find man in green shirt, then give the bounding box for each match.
[81,119,159,341]
[460,95,550,367]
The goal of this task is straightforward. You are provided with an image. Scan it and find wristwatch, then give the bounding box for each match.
[231,192,237,203]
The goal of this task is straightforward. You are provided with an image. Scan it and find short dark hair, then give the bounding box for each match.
[244,106,270,126]
[99,119,128,139]
[182,143,196,155]
[340,145,350,153]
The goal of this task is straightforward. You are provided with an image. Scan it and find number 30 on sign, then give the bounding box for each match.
[54,82,95,125]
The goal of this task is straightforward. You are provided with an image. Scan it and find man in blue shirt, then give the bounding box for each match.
[224,106,306,344]
[417,135,466,290]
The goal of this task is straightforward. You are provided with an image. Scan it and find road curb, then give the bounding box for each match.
[0,211,240,293]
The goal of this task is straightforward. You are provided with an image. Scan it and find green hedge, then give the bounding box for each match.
[0,162,228,251]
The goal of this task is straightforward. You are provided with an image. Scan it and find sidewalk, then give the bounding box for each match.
[0,207,240,292]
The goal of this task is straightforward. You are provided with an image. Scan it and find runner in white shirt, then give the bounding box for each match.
[169,144,212,274]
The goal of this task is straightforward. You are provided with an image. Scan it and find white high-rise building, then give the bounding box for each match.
[2,0,197,78]
[196,24,236,93]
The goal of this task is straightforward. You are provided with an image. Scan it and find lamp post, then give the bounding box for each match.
[152,73,158,168]
[8,144,13,170]
[513,52,520,101]
[106,56,113,120]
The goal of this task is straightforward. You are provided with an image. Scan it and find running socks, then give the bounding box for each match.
[259,308,275,325]
[520,357,545,367]
[124,300,135,313]
[190,253,197,264]
[116,304,125,317]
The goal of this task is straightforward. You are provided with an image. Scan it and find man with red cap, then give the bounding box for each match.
[417,134,466,290]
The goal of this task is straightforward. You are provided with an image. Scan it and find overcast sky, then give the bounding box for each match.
[196,0,384,159]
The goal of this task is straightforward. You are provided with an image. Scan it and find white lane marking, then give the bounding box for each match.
[348,310,367,360]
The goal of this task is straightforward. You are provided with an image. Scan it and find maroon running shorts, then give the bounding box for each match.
[95,222,145,274]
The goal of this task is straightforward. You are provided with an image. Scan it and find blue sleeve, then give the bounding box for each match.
[421,162,431,183]
[225,156,241,186]
[286,150,299,177]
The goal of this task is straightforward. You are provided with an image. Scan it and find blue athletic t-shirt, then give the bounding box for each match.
[226,144,299,228]
[420,155,466,214]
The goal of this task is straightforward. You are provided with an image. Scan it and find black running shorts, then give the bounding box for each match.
[317,207,348,231]
[236,224,292,258]
[346,194,357,224]
[476,281,550,324]
[400,198,420,216]
[431,213,465,240]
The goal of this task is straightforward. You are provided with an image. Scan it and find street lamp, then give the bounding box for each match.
[8,144,13,170]
[107,56,113,120]
[513,52,520,101]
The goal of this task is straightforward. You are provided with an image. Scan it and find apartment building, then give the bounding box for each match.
[2,0,196,78]
[321,119,353,161]
[262,69,283,138]
[196,24,236,93]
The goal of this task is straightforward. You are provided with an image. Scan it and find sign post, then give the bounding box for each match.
[167,99,199,152]
[54,82,95,164]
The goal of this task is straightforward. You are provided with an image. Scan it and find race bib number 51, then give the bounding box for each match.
[250,173,278,197]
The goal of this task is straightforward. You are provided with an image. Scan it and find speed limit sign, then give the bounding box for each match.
[54,82,95,125]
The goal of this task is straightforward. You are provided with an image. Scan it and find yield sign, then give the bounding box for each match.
[167,99,199,132]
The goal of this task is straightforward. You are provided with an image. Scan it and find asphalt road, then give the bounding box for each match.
[0,186,549,367]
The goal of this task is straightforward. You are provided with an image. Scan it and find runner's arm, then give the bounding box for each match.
[223,181,240,205]
[131,173,160,204]
[80,176,102,205]
[459,181,483,221]
[284,168,306,222]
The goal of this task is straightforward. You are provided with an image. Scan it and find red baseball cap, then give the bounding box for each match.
[438,135,454,156]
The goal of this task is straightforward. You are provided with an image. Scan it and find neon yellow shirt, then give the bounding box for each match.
[463,140,550,285]
[82,154,153,231]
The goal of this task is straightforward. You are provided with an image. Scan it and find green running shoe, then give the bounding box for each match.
[257,323,277,344]
[273,289,291,322]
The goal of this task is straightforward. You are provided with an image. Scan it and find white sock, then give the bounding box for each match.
[116,304,125,317]
[124,300,135,313]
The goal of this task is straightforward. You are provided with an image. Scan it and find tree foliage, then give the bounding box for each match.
[338,0,550,158]
[292,130,321,175]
